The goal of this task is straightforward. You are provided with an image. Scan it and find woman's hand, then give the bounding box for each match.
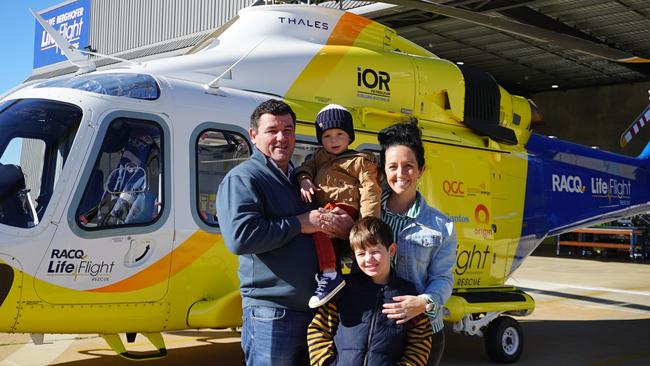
[382,295,427,325]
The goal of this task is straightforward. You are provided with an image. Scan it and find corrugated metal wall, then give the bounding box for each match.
[26,0,374,81]
[90,0,251,55]
[20,140,45,199]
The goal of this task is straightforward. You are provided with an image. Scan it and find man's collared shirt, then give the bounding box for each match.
[264,150,294,182]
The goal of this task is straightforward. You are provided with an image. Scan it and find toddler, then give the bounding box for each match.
[295,104,381,308]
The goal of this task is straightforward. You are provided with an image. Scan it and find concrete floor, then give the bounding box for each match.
[1,253,649,366]
[446,254,650,365]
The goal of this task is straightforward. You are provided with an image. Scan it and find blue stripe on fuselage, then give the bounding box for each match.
[511,133,650,274]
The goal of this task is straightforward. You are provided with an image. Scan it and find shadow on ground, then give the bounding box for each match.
[53,330,242,366]
[444,318,650,366]
[49,319,650,366]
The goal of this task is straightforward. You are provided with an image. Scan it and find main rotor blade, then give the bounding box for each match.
[378,0,649,63]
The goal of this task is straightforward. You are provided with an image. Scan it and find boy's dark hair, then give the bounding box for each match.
[377,120,425,172]
[250,99,296,132]
[349,217,394,251]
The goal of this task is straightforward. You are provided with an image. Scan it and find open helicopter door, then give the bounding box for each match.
[34,110,174,307]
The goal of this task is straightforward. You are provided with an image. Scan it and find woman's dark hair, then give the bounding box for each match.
[377,120,425,171]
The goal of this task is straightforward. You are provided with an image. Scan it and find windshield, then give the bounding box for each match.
[36,73,160,100]
[0,99,83,228]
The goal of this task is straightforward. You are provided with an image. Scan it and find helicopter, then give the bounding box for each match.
[1,2,650,364]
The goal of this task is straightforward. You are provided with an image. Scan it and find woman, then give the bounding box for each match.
[378,121,456,366]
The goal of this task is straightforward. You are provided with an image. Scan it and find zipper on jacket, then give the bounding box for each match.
[363,286,385,366]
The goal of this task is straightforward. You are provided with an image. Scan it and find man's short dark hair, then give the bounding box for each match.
[250,99,296,132]
[349,217,394,251]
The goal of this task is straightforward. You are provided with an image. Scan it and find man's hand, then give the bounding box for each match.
[297,209,322,234]
[299,178,319,203]
[319,206,354,240]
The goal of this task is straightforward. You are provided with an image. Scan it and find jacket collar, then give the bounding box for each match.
[381,190,421,220]
[354,271,407,290]
[252,147,294,182]
[412,194,449,232]
[319,147,369,160]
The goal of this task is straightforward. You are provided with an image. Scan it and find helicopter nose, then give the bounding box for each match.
[0,263,14,307]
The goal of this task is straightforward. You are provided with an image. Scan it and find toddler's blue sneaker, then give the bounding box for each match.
[308,273,346,308]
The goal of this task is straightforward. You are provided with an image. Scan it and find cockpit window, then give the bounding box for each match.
[0,99,82,228]
[195,129,250,226]
[76,118,163,229]
[36,73,160,100]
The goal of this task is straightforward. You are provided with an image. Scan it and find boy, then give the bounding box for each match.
[295,104,381,308]
[307,217,433,366]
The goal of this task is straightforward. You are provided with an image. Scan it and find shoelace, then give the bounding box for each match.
[314,274,328,296]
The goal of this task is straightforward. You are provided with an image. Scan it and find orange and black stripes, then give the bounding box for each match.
[398,316,433,366]
[308,300,433,366]
[307,301,339,366]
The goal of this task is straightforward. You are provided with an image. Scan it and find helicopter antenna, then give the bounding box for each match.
[29,8,96,74]
[203,38,266,93]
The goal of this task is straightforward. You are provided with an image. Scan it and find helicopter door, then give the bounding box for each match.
[34,114,173,304]
[0,255,22,331]
[488,156,527,286]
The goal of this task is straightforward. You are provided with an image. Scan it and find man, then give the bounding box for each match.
[217,99,353,365]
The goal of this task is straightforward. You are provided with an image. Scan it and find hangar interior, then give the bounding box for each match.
[30,0,650,155]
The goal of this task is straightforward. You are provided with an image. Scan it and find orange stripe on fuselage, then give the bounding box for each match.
[284,13,372,100]
[89,231,218,293]
[327,12,372,46]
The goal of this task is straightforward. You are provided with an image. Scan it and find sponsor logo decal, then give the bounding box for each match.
[473,204,494,239]
[277,17,329,30]
[551,174,586,193]
[455,243,493,287]
[452,206,496,286]
[447,214,469,223]
[466,182,490,197]
[590,177,631,199]
[443,180,464,197]
[444,180,490,198]
[47,249,114,282]
[474,204,490,224]
[356,67,391,102]
[551,174,632,205]
[473,227,494,239]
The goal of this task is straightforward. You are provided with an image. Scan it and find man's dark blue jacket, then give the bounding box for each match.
[216,148,318,311]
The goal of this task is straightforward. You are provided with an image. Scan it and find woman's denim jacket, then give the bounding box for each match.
[392,194,457,333]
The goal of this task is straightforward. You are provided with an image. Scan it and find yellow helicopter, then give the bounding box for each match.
[1,1,649,363]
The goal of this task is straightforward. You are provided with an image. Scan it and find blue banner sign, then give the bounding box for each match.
[33,0,91,68]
